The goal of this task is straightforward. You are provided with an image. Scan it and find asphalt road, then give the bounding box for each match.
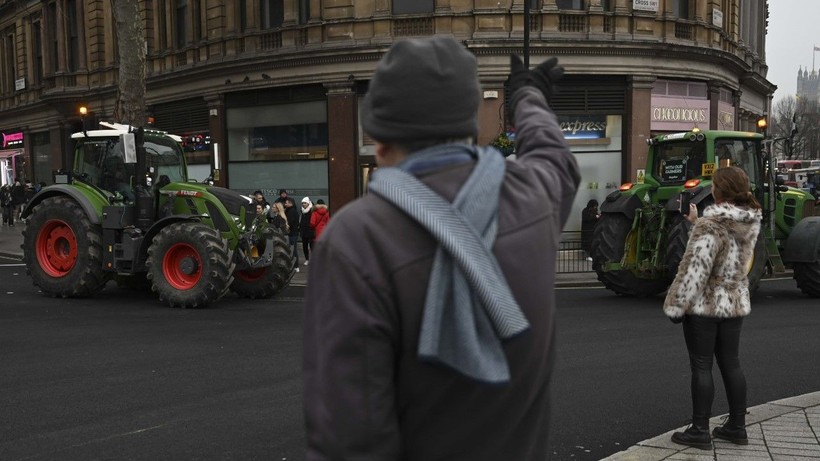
[2,257,818,461]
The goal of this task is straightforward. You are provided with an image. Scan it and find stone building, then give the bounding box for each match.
[0,0,774,227]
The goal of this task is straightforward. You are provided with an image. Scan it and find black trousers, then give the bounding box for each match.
[682,315,746,426]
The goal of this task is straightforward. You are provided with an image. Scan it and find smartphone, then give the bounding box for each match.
[679,191,693,215]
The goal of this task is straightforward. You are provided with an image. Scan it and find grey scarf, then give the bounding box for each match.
[368,145,529,383]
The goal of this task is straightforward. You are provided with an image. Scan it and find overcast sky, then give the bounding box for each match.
[766,0,820,103]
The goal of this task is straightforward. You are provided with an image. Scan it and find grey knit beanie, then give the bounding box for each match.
[362,37,481,143]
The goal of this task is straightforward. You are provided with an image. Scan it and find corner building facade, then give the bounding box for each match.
[0,0,774,233]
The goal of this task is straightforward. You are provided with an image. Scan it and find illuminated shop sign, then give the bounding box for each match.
[558,116,607,139]
[2,131,23,148]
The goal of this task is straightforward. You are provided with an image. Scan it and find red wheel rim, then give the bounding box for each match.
[162,242,203,290]
[235,268,266,282]
[36,220,79,277]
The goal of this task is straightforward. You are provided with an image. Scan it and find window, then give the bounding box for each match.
[393,0,434,15]
[157,0,167,49]
[299,0,310,24]
[192,0,202,42]
[260,0,283,29]
[66,0,79,71]
[715,139,760,186]
[1,31,15,93]
[671,0,689,19]
[238,0,247,32]
[556,0,584,10]
[47,2,57,74]
[31,19,43,85]
[653,140,706,184]
[602,0,614,11]
[175,0,188,48]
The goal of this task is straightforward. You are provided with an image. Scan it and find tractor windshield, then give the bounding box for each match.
[714,138,760,188]
[653,140,706,184]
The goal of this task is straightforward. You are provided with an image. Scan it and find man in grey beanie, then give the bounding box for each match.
[303,36,579,460]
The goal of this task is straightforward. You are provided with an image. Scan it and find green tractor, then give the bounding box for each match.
[21,122,295,308]
[590,129,820,297]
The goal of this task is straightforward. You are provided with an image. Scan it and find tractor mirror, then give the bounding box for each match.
[121,133,137,164]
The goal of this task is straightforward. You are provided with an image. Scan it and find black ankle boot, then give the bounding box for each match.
[712,425,748,445]
[671,424,712,450]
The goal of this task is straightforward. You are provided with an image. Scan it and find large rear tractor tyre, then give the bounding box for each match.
[146,222,235,308]
[22,196,110,297]
[793,262,820,297]
[664,216,691,283]
[230,229,296,299]
[590,213,668,297]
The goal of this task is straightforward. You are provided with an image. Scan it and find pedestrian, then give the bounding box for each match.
[309,199,330,240]
[299,196,314,266]
[274,188,289,206]
[11,180,25,221]
[284,197,301,271]
[270,202,289,234]
[664,165,762,450]
[1,184,13,226]
[303,36,578,460]
[252,190,270,216]
[581,199,600,261]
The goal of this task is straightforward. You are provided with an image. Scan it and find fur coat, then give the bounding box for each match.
[663,202,762,319]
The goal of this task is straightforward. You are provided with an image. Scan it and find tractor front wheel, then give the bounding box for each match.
[146,222,234,308]
[231,229,295,299]
[22,196,110,297]
[793,262,820,297]
[591,213,668,297]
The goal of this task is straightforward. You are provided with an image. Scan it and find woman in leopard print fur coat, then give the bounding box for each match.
[663,166,762,450]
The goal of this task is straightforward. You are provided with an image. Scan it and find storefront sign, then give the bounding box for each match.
[558,115,607,139]
[2,131,23,148]
[651,96,710,131]
[633,0,659,12]
[718,101,735,130]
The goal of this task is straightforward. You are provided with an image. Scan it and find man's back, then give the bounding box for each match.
[304,86,578,460]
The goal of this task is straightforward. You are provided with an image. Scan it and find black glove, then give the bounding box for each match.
[669,316,684,324]
[507,55,564,103]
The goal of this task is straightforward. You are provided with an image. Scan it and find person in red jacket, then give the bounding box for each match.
[309,199,330,239]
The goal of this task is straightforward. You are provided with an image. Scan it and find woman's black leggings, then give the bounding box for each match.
[682,315,746,425]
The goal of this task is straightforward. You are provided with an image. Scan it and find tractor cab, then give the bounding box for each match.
[70,123,187,203]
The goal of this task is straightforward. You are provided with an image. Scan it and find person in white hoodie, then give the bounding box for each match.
[298,197,315,265]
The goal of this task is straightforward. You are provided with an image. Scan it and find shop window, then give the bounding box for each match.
[260,0,284,29]
[393,0,434,15]
[556,0,584,10]
[227,101,328,162]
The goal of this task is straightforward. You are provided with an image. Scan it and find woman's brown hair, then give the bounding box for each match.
[712,166,761,210]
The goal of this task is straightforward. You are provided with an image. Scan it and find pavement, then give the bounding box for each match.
[3,221,819,461]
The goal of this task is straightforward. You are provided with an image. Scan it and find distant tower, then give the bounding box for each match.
[796,52,820,106]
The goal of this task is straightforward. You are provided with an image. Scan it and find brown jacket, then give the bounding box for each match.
[303,87,580,461]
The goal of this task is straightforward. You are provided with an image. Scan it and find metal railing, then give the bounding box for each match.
[557,233,594,273]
